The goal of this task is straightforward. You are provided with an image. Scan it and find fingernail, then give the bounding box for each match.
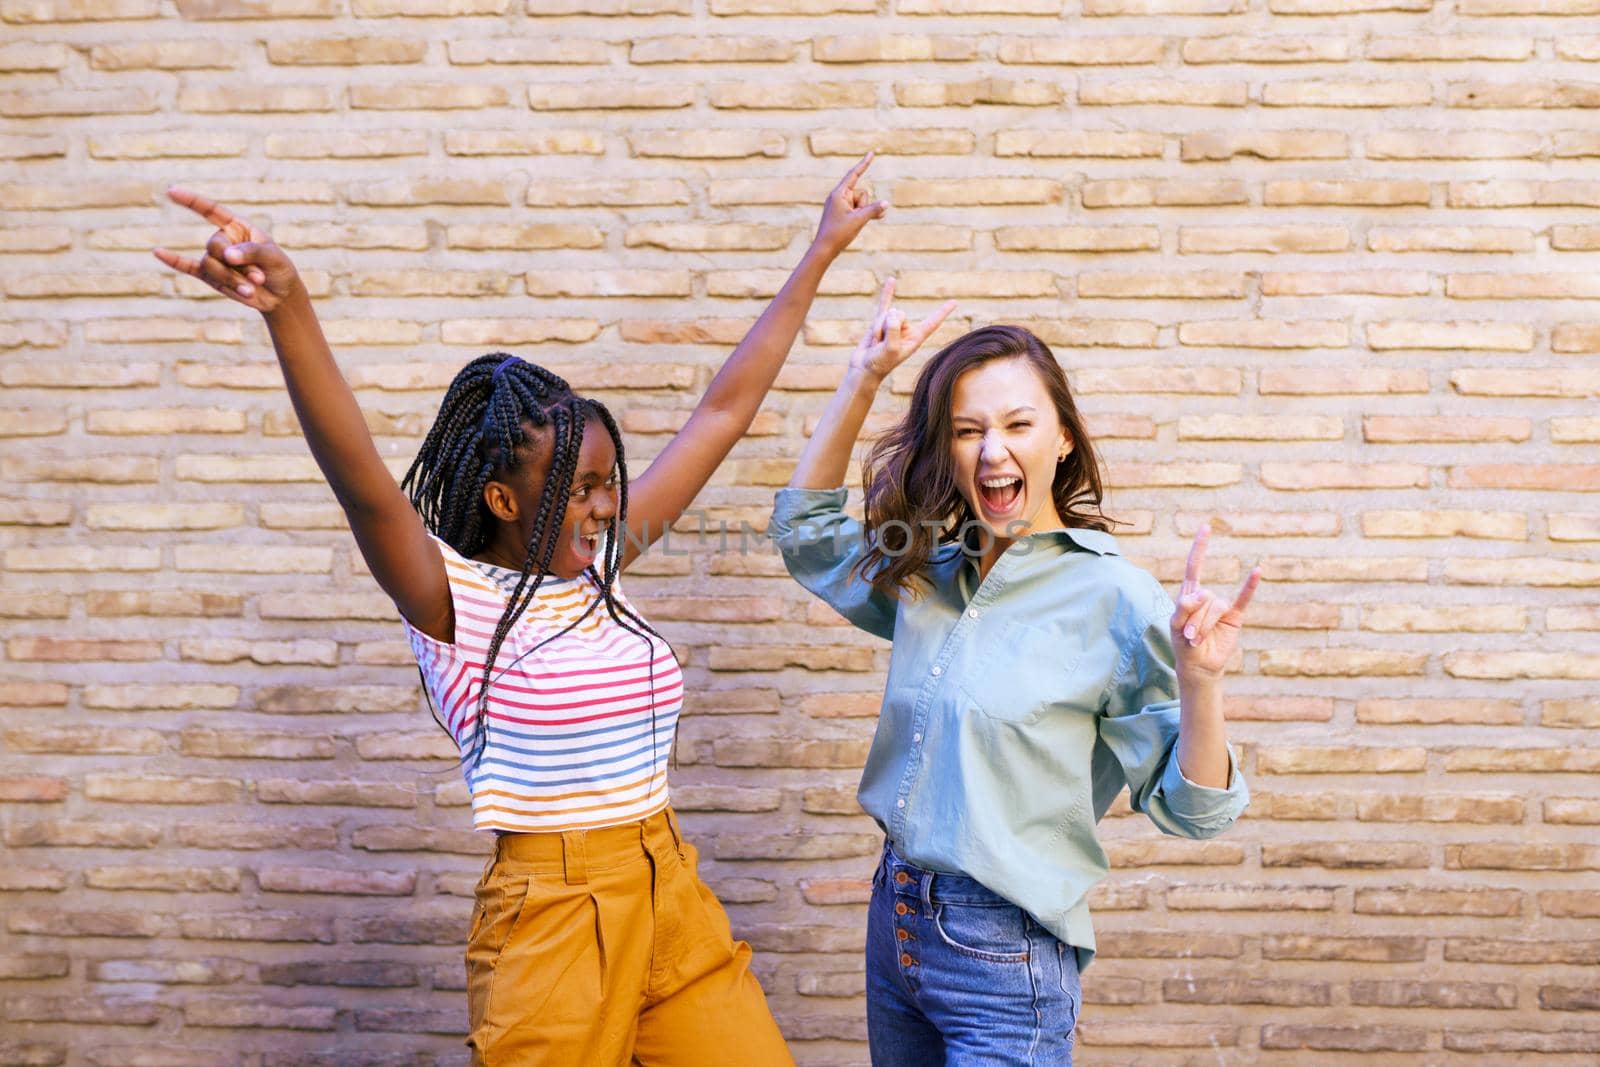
[1184,625,1196,640]
[237,284,252,296]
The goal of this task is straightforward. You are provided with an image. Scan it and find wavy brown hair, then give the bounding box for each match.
[857,325,1115,598]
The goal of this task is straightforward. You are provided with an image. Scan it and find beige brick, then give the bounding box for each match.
[91,40,242,69]
[1367,226,1533,253]
[2,0,158,18]
[999,35,1164,65]
[1361,510,1527,540]
[1369,35,1533,60]
[448,39,606,66]
[175,0,339,14]
[1358,699,1523,725]
[625,223,793,251]
[1263,271,1429,296]
[523,270,691,298]
[528,179,690,207]
[711,81,876,109]
[179,86,336,113]
[632,35,793,63]
[1449,273,1600,300]
[1181,130,1347,160]
[1368,322,1534,351]
[1086,0,1244,9]
[1449,180,1600,208]
[1080,79,1248,107]
[352,83,506,109]
[445,223,600,249]
[89,132,249,159]
[894,178,1063,207]
[1362,416,1529,443]
[86,503,245,531]
[1180,225,1348,254]
[440,318,600,345]
[445,129,603,156]
[1368,130,1542,159]
[895,271,1055,298]
[1451,368,1600,397]
[994,130,1163,158]
[809,128,975,156]
[1080,271,1247,299]
[266,131,428,159]
[1362,605,1527,633]
[895,79,1063,107]
[1445,653,1600,681]
[356,0,507,10]
[629,130,785,159]
[1178,320,1346,348]
[1073,366,1241,393]
[1548,513,1600,540]
[1178,415,1342,440]
[1183,36,1350,63]
[896,0,1059,10]
[995,225,1159,252]
[1448,466,1600,492]
[1450,81,1600,109]
[813,34,976,62]
[0,132,67,158]
[1265,180,1430,206]
[269,36,427,66]
[1552,227,1600,252]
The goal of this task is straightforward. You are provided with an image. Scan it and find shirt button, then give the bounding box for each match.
[896,798,906,809]
[968,607,980,619]
[931,665,943,676]
[913,733,922,743]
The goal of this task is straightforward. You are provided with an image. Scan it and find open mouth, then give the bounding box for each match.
[576,532,600,556]
[977,476,1022,516]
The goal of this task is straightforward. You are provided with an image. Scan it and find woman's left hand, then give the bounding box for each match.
[810,152,888,260]
[1171,524,1260,683]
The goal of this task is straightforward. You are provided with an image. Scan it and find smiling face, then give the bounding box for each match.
[948,356,1071,547]
[481,412,618,579]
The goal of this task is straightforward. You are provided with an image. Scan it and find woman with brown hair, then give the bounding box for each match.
[770,281,1260,1065]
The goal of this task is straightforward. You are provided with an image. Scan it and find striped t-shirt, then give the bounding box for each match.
[404,535,683,834]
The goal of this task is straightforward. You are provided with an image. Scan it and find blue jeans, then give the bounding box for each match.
[866,842,1081,1066]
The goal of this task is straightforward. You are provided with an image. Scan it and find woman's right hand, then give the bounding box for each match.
[153,187,302,314]
[850,277,957,385]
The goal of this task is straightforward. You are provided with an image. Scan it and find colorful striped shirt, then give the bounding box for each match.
[404,536,682,834]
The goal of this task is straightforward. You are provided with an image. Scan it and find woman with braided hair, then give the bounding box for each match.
[154,155,887,1066]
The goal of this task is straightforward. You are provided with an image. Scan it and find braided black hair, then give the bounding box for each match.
[402,353,671,777]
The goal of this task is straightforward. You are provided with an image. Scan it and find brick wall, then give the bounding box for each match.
[2,0,1598,1063]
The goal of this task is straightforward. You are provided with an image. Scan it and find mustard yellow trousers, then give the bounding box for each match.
[466,806,794,1066]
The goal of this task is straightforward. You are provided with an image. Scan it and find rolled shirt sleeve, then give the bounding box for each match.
[1096,594,1249,839]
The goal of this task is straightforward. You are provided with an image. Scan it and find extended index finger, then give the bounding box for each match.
[835,151,875,193]
[166,186,241,231]
[1182,523,1210,594]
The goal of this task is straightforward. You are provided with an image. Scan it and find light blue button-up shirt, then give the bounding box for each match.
[770,486,1249,969]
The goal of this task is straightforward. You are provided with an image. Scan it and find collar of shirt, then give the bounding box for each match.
[936,525,1122,599]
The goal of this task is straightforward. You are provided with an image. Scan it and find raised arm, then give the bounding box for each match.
[619,155,887,570]
[789,278,955,490]
[154,189,451,642]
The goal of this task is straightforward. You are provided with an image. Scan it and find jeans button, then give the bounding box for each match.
[894,902,909,916]
[894,871,910,885]
[900,953,915,967]
[896,928,910,942]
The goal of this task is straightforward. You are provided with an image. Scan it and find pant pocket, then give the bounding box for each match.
[478,881,606,1050]
[930,900,1031,964]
